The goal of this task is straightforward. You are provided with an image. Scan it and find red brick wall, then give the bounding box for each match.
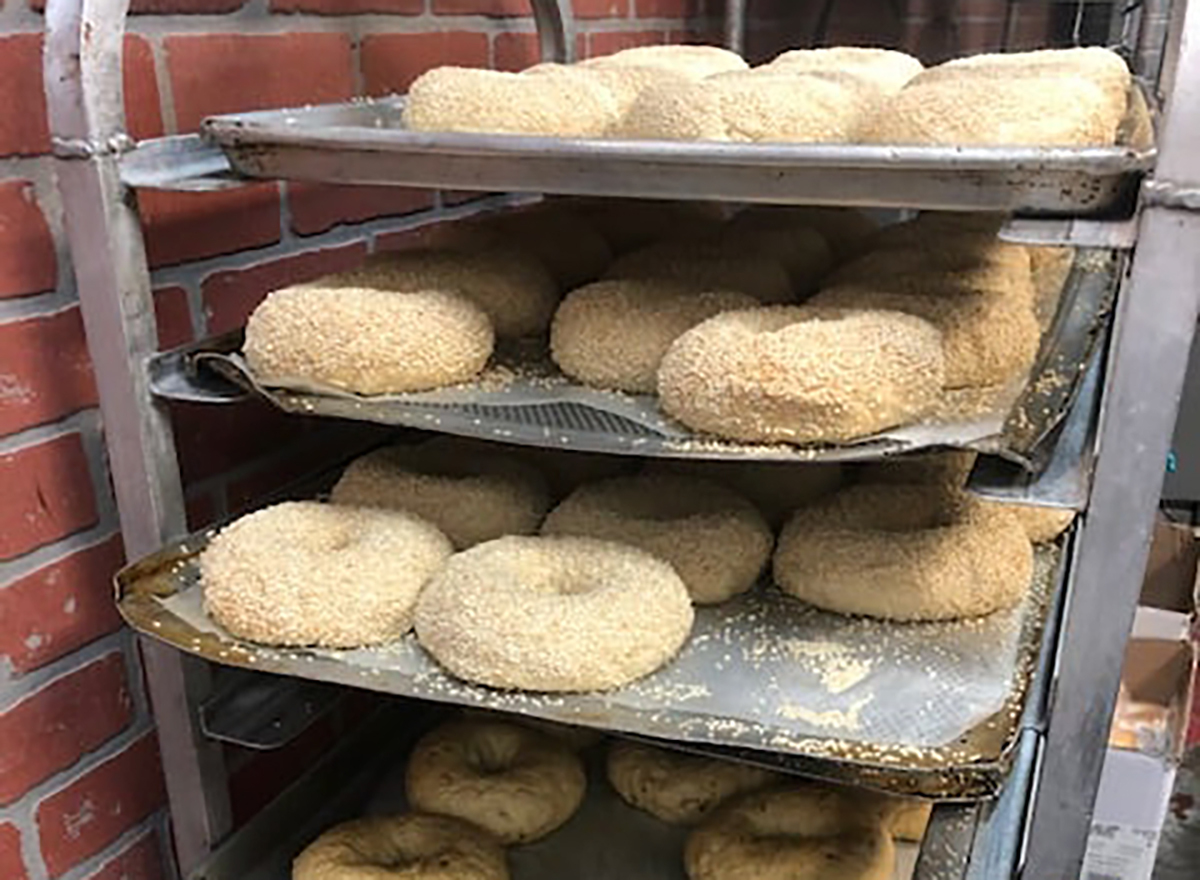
[0,2,710,879]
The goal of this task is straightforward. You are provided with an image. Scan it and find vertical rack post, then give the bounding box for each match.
[1021,0,1200,875]
[42,0,233,872]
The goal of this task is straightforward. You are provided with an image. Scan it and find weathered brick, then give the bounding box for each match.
[272,0,421,11]
[153,286,194,351]
[84,831,163,880]
[0,654,132,806]
[494,32,539,71]
[138,184,282,269]
[586,29,668,58]
[36,733,166,878]
[165,33,355,131]
[0,307,98,435]
[634,0,695,16]
[432,0,627,15]
[0,433,98,562]
[0,824,28,880]
[0,535,125,675]
[361,32,490,96]
[0,180,57,299]
[131,0,246,10]
[200,241,366,335]
[123,35,165,141]
[287,184,434,237]
[0,35,50,157]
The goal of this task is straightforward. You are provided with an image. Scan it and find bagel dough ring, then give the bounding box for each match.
[243,284,493,395]
[605,241,793,304]
[550,279,758,393]
[717,224,833,294]
[200,501,452,648]
[646,460,842,528]
[414,536,694,692]
[406,719,586,843]
[607,741,780,824]
[727,206,877,262]
[774,484,1034,621]
[810,283,1040,389]
[864,75,1121,146]
[542,474,773,604]
[585,45,748,79]
[293,813,508,880]
[403,65,618,137]
[330,440,551,549]
[684,787,896,880]
[656,306,945,444]
[767,47,924,93]
[1003,505,1076,544]
[331,248,559,339]
[614,72,866,144]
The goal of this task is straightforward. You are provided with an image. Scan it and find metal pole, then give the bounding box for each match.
[725,0,746,55]
[1021,0,1200,875]
[532,0,577,63]
[43,0,232,872]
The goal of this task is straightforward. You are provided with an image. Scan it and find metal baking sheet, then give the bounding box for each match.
[118,531,1062,798]
[203,97,1153,216]
[154,247,1116,469]
[189,705,923,880]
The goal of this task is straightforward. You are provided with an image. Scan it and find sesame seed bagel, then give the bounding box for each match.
[200,501,452,648]
[607,741,780,824]
[684,786,896,880]
[330,439,551,550]
[774,484,1033,621]
[414,536,694,692]
[727,206,877,263]
[293,813,508,880]
[766,47,924,94]
[403,65,618,137]
[656,306,945,444]
[1004,505,1076,544]
[605,241,793,304]
[613,71,867,143]
[406,719,586,844]
[541,474,773,605]
[646,459,842,528]
[243,284,493,395]
[717,224,833,294]
[810,282,1040,389]
[334,248,559,339]
[585,44,749,79]
[550,279,758,393]
[864,74,1121,146]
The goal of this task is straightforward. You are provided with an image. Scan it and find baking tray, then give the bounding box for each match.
[118,528,1064,799]
[189,704,926,880]
[152,247,1117,469]
[202,96,1153,216]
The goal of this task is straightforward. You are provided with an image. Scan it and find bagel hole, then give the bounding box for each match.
[467,735,520,775]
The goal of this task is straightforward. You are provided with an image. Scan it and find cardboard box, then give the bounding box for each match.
[1080,516,1198,880]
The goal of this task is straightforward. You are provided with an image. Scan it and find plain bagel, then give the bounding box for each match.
[585,44,749,79]
[200,501,452,648]
[293,813,508,880]
[774,484,1034,621]
[542,474,774,604]
[607,740,780,824]
[685,786,896,880]
[656,306,945,444]
[330,438,551,550]
[415,536,694,692]
[406,718,586,843]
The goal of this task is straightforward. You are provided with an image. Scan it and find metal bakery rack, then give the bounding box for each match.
[41,0,1200,877]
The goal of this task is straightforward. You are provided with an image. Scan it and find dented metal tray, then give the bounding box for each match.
[203,98,1153,216]
[150,249,1117,472]
[118,532,1064,799]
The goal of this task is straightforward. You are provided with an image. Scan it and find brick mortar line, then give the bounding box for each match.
[0,627,141,713]
[0,158,79,323]
[0,714,159,880]
[56,818,165,880]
